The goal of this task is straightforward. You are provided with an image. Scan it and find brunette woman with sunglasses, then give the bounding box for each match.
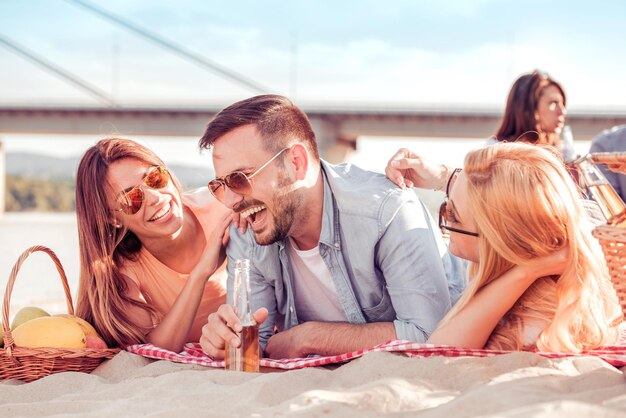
[75,137,233,351]
[386,143,621,352]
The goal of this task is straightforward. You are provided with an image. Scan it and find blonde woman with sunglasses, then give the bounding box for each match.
[386,142,621,352]
[75,137,232,351]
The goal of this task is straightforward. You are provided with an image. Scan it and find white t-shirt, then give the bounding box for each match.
[288,239,348,323]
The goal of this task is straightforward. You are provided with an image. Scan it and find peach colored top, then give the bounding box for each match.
[120,188,227,343]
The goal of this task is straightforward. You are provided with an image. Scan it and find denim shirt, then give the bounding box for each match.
[226,160,466,350]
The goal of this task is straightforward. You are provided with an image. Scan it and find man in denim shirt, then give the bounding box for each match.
[199,95,465,359]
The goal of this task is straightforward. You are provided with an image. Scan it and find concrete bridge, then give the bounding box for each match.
[2,103,626,157]
[1,103,626,214]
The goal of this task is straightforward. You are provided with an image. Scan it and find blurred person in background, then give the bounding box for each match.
[386,142,621,352]
[491,70,575,163]
[75,137,232,351]
[589,125,626,202]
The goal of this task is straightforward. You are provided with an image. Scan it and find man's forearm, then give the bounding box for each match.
[300,321,396,356]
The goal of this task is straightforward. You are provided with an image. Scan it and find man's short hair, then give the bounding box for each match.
[199,94,319,160]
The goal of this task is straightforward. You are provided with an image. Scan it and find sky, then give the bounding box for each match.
[0,0,623,168]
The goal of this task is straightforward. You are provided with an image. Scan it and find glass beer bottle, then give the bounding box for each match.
[224,259,260,372]
[575,154,626,227]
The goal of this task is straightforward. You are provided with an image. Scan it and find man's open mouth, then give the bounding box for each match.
[241,205,266,224]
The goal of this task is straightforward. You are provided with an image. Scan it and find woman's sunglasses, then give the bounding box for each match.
[116,166,170,215]
[208,148,289,203]
[438,168,479,237]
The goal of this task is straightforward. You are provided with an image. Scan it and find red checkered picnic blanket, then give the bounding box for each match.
[126,328,626,369]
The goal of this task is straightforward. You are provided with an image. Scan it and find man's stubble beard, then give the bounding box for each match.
[253,170,303,246]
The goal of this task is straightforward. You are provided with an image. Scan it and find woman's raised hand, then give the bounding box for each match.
[523,245,571,280]
[385,148,451,190]
[230,211,249,234]
[192,211,232,280]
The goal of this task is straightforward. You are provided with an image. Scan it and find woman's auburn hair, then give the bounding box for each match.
[74,137,183,347]
[494,70,566,146]
[442,142,622,352]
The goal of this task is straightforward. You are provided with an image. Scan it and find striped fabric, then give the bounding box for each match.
[126,326,626,369]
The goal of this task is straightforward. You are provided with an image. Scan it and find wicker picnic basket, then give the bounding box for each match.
[1,245,120,383]
[590,152,626,316]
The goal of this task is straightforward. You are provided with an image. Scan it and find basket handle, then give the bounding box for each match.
[2,246,74,352]
[591,152,626,174]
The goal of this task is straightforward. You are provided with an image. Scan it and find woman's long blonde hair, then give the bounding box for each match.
[75,138,184,347]
[443,142,621,352]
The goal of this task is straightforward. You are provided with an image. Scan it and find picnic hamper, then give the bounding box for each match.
[591,152,626,316]
[1,245,120,383]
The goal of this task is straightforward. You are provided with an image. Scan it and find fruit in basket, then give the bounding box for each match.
[55,314,109,348]
[13,316,87,349]
[54,314,100,337]
[86,335,108,349]
[11,306,50,330]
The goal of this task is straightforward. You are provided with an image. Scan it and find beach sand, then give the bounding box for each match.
[1,351,626,417]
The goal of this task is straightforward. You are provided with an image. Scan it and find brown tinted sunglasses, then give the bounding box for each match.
[208,148,289,203]
[116,166,170,215]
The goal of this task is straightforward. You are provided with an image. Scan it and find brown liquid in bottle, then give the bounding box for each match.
[576,154,626,227]
[586,183,626,227]
[224,258,260,372]
[224,325,260,372]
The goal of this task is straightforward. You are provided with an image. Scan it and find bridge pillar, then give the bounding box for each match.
[310,117,356,164]
[0,139,4,217]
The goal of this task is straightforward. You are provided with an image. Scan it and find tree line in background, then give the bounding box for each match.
[4,153,214,212]
[6,175,75,212]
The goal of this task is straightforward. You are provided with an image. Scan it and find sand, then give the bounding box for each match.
[1,351,626,417]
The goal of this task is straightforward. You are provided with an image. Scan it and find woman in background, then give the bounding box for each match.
[386,142,621,352]
[493,70,574,162]
[75,137,231,351]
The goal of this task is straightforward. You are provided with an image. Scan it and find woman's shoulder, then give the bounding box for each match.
[183,187,229,215]
[182,187,231,238]
[183,187,214,208]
